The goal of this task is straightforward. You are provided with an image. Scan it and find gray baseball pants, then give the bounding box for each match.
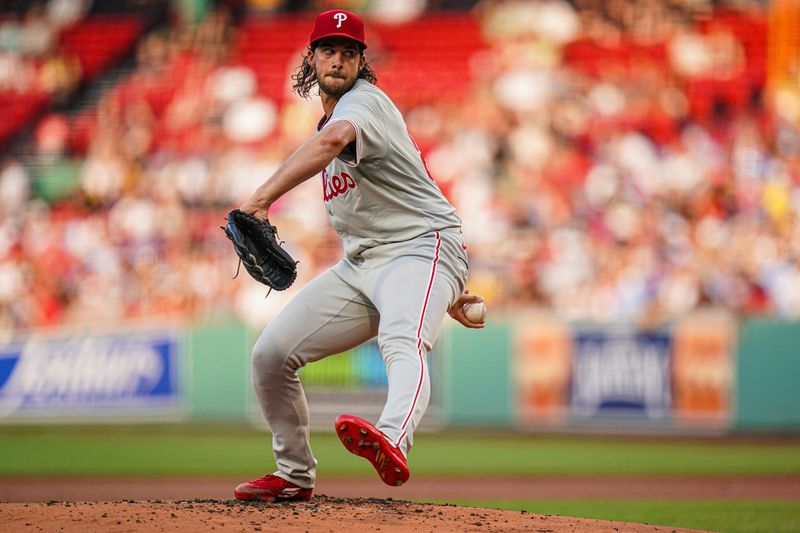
[250,229,468,488]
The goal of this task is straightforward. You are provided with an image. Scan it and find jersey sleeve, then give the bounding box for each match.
[325,89,387,166]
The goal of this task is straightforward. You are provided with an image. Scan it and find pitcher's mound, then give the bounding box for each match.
[2,496,702,532]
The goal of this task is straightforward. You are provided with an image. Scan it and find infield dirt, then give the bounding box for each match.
[4,475,798,532]
[2,496,704,532]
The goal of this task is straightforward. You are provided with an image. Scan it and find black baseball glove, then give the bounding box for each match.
[222,209,297,291]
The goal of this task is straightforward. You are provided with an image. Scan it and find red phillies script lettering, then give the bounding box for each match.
[322,170,357,201]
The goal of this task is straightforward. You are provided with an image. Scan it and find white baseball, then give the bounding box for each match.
[463,302,486,324]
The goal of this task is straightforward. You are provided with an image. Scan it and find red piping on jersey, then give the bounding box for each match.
[316,114,331,131]
[397,230,441,448]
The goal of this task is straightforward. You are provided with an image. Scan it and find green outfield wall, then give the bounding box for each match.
[736,319,800,430]
[187,322,252,421]
[0,313,798,432]
[439,321,514,425]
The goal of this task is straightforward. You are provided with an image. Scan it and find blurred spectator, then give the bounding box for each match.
[37,48,82,102]
[46,0,90,30]
[19,4,56,58]
[0,50,36,92]
[0,159,30,214]
[35,113,70,160]
[369,0,427,23]
[0,18,21,52]
[79,140,130,205]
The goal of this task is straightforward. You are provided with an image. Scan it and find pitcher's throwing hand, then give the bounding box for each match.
[449,290,486,329]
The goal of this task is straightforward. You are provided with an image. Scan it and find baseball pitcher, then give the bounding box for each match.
[233,9,485,502]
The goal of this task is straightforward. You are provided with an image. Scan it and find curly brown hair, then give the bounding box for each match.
[291,46,377,99]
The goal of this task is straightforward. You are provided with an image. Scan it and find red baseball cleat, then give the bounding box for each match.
[334,414,410,486]
[234,474,313,502]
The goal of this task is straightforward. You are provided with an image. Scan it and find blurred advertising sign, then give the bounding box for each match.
[671,311,735,424]
[0,329,182,420]
[571,329,672,419]
[516,311,735,430]
[516,312,572,424]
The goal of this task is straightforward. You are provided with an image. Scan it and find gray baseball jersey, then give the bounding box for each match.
[320,79,461,256]
[250,78,468,489]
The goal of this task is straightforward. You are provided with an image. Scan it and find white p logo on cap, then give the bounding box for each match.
[334,12,347,28]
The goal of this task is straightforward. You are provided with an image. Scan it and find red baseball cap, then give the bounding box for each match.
[309,9,367,49]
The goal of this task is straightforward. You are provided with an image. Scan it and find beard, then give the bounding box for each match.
[317,71,358,98]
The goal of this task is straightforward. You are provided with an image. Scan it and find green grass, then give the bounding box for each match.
[1,425,800,477]
[407,433,800,476]
[2,426,798,532]
[450,500,800,533]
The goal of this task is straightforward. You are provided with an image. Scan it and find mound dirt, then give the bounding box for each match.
[2,496,703,532]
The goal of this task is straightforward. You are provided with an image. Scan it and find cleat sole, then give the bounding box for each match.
[334,414,410,487]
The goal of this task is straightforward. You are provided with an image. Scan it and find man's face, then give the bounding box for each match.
[309,37,364,98]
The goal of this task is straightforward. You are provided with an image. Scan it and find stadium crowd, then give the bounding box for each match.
[1,0,799,333]
[0,1,86,97]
